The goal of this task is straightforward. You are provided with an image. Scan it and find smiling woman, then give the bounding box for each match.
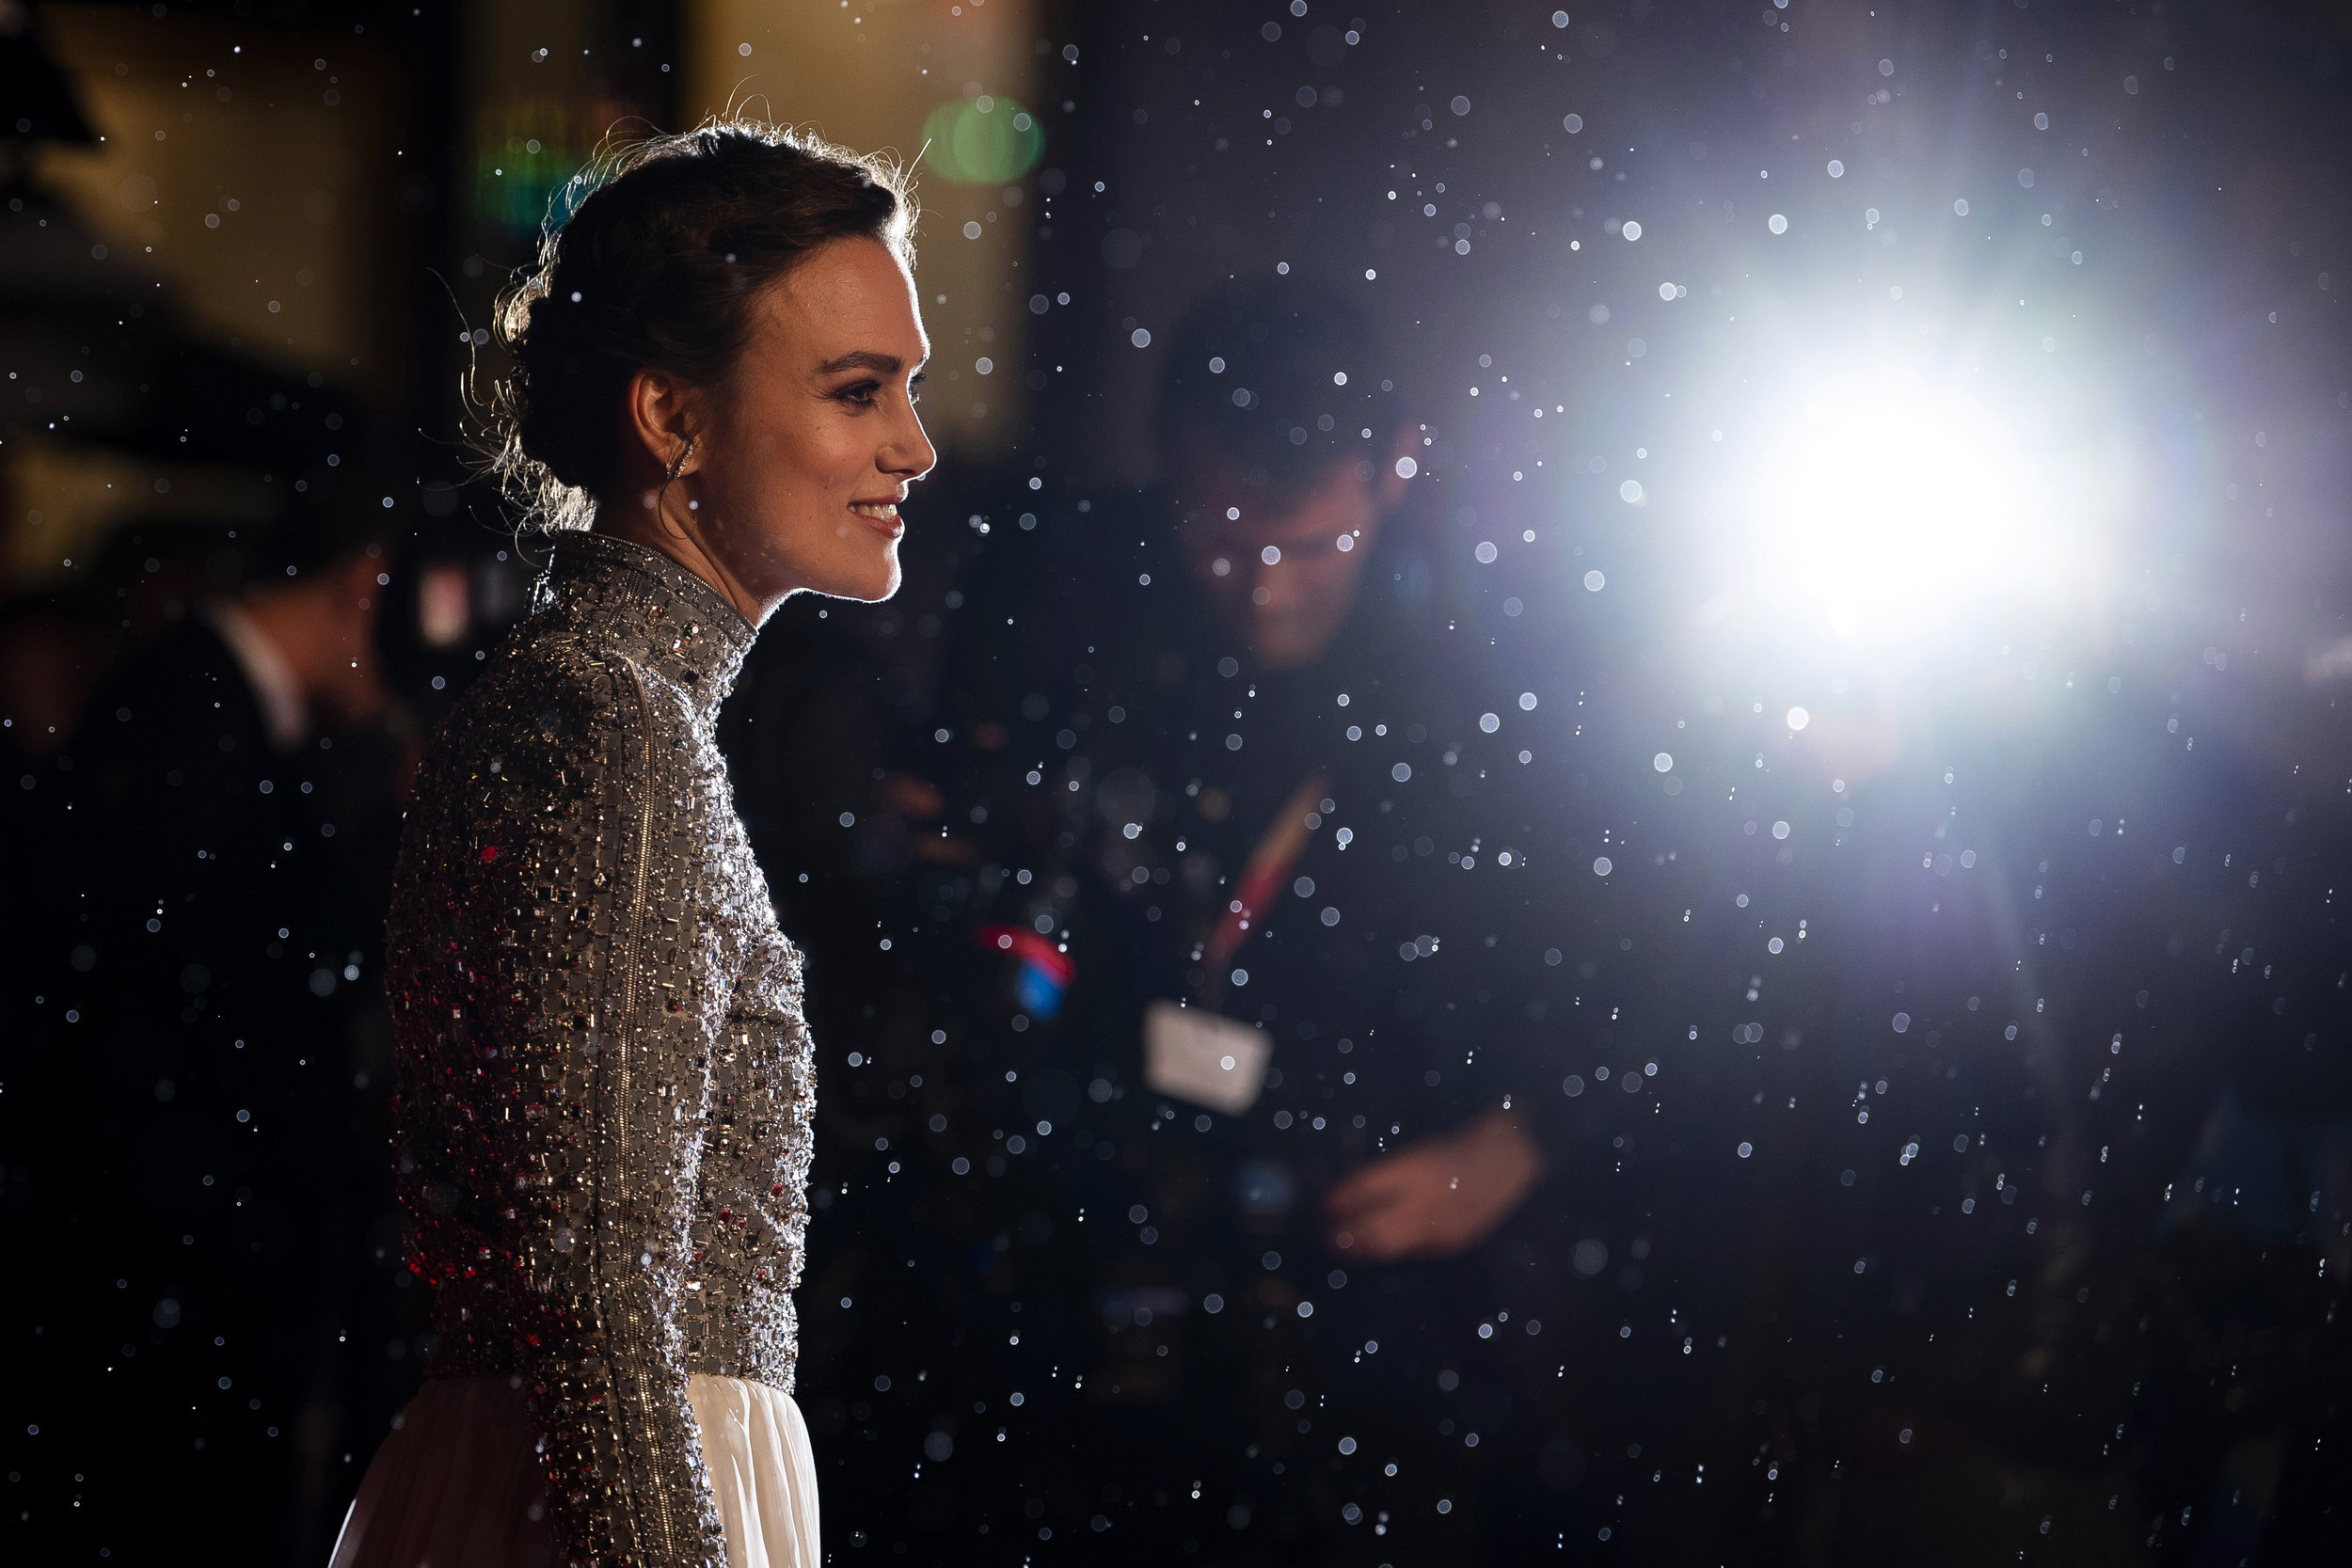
[489,119,935,619]
[335,119,931,1568]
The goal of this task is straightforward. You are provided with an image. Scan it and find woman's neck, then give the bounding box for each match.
[592,494,776,627]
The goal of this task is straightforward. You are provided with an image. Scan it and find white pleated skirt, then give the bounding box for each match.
[328,1372,819,1568]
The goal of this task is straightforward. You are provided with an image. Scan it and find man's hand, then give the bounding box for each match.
[1324,1108,1545,1262]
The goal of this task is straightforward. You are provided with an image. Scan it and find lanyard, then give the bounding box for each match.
[1204,769,1332,972]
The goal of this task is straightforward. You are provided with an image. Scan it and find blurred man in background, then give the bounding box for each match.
[14,495,418,1564]
[914,277,1581,1560]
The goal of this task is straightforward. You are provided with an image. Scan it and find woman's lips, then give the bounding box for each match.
[848,500,904,538]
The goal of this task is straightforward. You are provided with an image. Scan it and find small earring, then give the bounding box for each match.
[666,436,695,481]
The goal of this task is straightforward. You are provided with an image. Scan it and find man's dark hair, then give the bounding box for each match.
[1156,276,1403,497]
[241,479,394,583]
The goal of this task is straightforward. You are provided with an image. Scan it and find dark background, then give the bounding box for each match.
[5,1,2351,1563]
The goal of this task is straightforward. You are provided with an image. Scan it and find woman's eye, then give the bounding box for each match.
[835,381,882,407]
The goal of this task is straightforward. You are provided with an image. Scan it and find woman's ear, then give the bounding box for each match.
[626,367,700,477]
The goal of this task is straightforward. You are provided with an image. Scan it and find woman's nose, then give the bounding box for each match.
[884,405,937,481]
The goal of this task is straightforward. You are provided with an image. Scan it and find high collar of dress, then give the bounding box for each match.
[539,531,757,711]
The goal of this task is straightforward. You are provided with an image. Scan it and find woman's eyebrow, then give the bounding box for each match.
[816,349,904,375]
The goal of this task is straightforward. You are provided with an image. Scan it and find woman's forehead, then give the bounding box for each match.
[755,240,925,356]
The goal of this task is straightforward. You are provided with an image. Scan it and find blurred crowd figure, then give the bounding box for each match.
[922,277,1566,1560]
[4,495,423,1560]
[5,271,2349,1568]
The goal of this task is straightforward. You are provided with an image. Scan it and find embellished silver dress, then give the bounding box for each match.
[347,533,818,1568]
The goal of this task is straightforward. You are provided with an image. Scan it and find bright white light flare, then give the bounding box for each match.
[1749,375,2061,643]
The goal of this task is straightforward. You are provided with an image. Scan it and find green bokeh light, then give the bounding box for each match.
[920,95,1042,185]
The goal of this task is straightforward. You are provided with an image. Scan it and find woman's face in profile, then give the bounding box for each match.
[692,236,935,606]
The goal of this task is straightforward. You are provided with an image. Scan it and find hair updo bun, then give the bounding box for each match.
[488,118,914,531]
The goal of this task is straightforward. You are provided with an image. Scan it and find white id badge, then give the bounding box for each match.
[1142,1000,1271,1116]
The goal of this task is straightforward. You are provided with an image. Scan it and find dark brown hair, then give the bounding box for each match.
[1156,275,1401,499]
[489,118,915,531]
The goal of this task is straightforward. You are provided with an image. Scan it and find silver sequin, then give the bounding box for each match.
[386,533,812,1566]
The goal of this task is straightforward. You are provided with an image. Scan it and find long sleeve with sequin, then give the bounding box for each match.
[385,534,811,1568]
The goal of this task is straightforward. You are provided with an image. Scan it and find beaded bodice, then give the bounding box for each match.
[385,532,811,1567]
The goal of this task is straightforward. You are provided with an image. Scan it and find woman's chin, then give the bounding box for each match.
[817,552,901,605]
[859,562,904,603]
